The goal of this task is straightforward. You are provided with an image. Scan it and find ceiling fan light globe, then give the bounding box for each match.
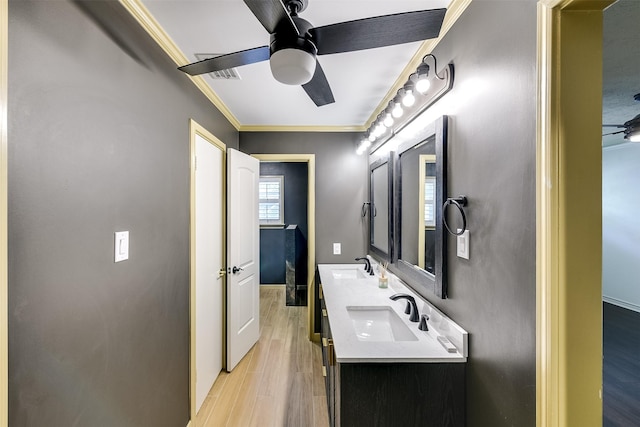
[270,48,316,85]
[627,132,640,143]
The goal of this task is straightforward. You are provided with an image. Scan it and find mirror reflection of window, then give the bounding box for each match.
[424,177,436,227]
[417,154,436,272]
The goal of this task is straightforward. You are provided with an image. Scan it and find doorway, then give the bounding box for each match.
[252,154,316,341]
[537,0,613,424]
[259,162,308,306]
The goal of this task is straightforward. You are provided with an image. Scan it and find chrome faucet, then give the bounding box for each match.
[389,293,420,322]
[354,257,374,275]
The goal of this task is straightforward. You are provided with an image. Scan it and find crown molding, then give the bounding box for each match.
[119,0,241,130]
[239,125,365,133]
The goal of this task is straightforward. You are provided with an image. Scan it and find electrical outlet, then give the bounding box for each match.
[457,229,469,259]
[333,243,341,255]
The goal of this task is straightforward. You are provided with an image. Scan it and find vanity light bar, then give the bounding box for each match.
[356,54,454,155]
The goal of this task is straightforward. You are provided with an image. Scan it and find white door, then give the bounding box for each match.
[194,134,224,412]
[226,148,260,371]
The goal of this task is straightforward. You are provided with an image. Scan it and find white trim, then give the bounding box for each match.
[603,296,640,314]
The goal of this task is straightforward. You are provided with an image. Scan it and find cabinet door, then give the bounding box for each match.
[320,293,335,426]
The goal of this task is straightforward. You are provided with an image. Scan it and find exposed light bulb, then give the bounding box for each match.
[415,63,431,94]
[402,89,415,107]
[383,113,394,128]
[392,103,403,118]
[368,134,376,142]
[416,77,431,94]
[629,132,640,142]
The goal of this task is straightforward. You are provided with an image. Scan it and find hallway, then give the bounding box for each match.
[196,287,328,426]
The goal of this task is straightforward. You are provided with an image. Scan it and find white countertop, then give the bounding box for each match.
[318,263,468,363]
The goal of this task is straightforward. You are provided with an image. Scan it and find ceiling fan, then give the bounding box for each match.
[177,0,446,107]
[603,94,640,143]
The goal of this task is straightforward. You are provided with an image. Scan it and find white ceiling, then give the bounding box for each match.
[140,0,452,128]
[603,0,640,147]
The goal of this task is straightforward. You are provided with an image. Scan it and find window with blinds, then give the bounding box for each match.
[259,175,284,226]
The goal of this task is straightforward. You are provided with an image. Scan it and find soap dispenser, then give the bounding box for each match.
[378,262,389,288]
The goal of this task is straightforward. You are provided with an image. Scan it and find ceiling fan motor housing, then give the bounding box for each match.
[269,16,318,85]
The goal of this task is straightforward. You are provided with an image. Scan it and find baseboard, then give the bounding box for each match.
[603,295,640,313]
[260,284,285,289]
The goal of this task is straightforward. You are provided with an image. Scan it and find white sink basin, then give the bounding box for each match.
[331,268,368,280]
[346,306,418,342]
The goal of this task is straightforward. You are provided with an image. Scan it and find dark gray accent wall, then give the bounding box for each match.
[421,1,537,426]
[240,133,368,264]
[8,1,238,426]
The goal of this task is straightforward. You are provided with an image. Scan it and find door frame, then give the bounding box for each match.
[189,119,227,424]
[252,154,316,341]
[536,0,613,425]
[0,0,7,424]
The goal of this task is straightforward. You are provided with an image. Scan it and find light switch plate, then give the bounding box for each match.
[115,231,129,262]
[457,229,469,259]
[333,243,341,255]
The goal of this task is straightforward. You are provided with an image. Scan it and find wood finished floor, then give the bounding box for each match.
[196,287,329,427]
[603,302,640,427]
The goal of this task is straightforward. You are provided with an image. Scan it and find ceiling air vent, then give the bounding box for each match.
[194,54,241,80]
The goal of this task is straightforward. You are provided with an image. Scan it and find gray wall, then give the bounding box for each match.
[420,1,538,425]
[603,143,640,310]
[8,1,237,425]
[239,133,368,264]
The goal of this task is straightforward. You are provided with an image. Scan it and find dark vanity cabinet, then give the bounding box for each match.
[320,284,466,427]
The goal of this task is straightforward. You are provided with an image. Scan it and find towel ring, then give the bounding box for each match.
[361,202,376,218]
[443,196,468,236]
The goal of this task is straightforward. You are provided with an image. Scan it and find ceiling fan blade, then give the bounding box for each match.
[243,0,299,35]
[302,61,335,106]
[602,124,625,128]
[178,46,270,76]
[602,130,625,137]
[310,9,446,55]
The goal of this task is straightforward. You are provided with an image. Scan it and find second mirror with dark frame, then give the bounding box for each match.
[369,156,394,261]
[393,115,448,299]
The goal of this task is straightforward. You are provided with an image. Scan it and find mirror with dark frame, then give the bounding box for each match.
[393,115,448,299]
[369,156,393,261]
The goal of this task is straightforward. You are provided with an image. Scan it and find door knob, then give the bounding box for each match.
[232,266,244,274]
